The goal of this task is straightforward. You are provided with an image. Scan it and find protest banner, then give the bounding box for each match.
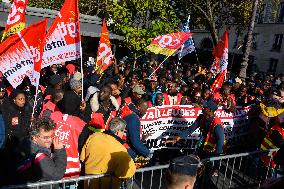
[0,19,47,88]
[140,105,250,150]
[42,0,81,68]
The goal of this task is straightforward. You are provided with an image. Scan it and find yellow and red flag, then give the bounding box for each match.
[0,19,47,88]
[96,18,114,74]
[1,0,28,42]
[42,0,81,68]
[147,32,191,56]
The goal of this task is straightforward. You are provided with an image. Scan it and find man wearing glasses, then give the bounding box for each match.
[10,117,67,184]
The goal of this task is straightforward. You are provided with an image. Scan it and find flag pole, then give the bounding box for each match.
[148,55,170,79]
[80,43,84,102]
[30,85,39,127]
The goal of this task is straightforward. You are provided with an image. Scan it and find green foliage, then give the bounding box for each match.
[28,0,180,57]
[105,0,180,55]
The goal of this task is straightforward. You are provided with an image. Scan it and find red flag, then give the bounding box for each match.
[42,0,81,68]
[212,31,229,72]
[210,70,226,94]
[0,19,47,88]
[96,19,114,74]
[1,0,28,41]
[147,32,191,56]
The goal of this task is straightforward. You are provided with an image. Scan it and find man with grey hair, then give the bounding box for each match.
[9,117,66,184]
[80,117,136,189]
[61,78,91,122]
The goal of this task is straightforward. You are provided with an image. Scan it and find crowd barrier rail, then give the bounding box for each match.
[1,149,279,189]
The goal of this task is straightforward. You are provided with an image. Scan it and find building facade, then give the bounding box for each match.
[191,0,284,74]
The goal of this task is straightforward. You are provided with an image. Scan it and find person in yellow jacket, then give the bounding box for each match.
[80,117,136,189]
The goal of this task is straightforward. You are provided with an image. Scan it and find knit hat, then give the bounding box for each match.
[168,155,201,177]
[72,72,82,81]
[69,78,81,90]
[66,64,76,74]
[133,85,145,95]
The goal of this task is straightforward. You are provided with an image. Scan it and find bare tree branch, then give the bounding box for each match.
[188,0,210,22]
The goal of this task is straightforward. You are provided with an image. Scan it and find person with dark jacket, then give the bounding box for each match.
[2,89,32,149]
[121,99,151,158]
[61,78,90,122]
[12,117,66,184]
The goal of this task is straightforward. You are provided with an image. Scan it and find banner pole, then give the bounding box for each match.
[80,43,84,102]
[148,55,170,79]
[30,85,39,127]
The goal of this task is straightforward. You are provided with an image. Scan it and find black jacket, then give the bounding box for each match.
[2,98,32,148]
[61,90,91,122]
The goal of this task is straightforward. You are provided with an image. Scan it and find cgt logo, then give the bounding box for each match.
[57,21,79,38]
[157,35,180,48]
[6,0,27,25]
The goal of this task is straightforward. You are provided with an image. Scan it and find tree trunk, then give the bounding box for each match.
[207,0,219,46]
[209,22,219,46]
[238,0,258,79]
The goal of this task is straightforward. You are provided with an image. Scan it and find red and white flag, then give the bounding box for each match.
[212,31,229,72]
[96,19,114,74]
[1,0,28,41]
[210,31,229,93]
[42,0,81,68]
[0,19,47,88]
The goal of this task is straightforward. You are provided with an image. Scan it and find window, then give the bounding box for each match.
[272,34,283,51]
[268,58,278,73]
[278,2,284,23]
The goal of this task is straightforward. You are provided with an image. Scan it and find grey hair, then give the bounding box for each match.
[108,117,127,133]
[69,78,81,90]
[29,117,56,137]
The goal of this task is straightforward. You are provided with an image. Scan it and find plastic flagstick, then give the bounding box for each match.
[30,85,39,127]
[148,55,171,79]
[80,43,84,101]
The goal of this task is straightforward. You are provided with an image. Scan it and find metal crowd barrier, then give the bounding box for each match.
[0,149,279,189]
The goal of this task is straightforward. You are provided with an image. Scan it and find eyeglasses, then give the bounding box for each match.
[37,135,54,140]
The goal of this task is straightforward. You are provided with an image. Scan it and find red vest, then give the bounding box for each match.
[50,111,85,178]
[260,124,284,168]
[163,93,182,105]
[88,110,117,132]
[199,116,225,154]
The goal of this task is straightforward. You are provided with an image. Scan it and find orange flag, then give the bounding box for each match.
[1,0,28,41]
[0,19,47,88]
[96,19,114,74]
[42,0,81,68]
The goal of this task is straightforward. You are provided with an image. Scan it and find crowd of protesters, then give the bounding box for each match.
[0,56,283,188]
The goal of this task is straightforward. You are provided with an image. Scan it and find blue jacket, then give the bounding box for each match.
[124,104,150,158]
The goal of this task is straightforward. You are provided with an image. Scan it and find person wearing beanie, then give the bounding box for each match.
[61,78,91,122]
[165,155,201,189]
